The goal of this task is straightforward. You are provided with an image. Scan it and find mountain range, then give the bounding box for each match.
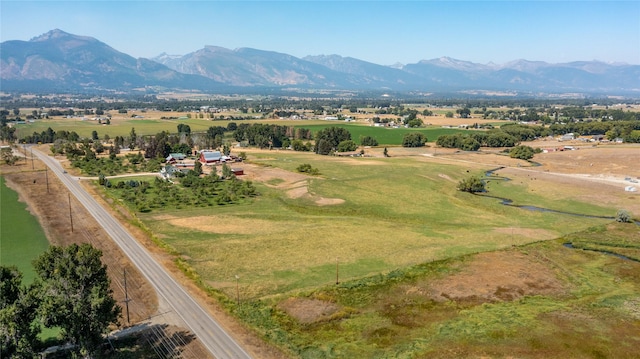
[1,29,639,96]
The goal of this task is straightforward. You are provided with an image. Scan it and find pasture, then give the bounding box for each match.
[136,150,615,299]
[118,147,640,357]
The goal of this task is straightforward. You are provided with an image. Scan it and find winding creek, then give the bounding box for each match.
[478,167,640,262]
[480,166,638,222]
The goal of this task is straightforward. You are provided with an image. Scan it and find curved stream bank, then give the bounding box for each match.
[477,167,639,262]
[562,243,640,262]
[479,166,638,223]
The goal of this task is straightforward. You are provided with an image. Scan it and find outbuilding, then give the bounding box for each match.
[166,153,186,163]
[199,151,222,164]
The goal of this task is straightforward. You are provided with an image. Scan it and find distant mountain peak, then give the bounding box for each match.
[30,29,94,43]
[2,29,638,95]
[153,52,183,61]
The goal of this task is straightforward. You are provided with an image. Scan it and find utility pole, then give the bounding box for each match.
[68,193,74,233]
[123,269,131,325]
[235,275,240,305]
[45,167,49,193]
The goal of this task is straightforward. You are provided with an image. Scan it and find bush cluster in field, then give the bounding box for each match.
[104,173,257,212]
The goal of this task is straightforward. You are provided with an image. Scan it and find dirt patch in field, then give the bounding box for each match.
[162,215,283,235]
[437,173,455,182]
[428,251,566,303]
[526,144,640,179]
[278,298,341,324]
[242,162,345,205]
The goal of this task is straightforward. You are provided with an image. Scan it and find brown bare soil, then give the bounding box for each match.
[426,251,566,304]
[278,298,340,324]
[241,162,345,205]
[525,142,639,178]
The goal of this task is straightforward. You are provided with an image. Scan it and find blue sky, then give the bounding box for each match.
[2,1,639,65]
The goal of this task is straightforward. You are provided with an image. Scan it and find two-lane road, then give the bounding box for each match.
[33,149,251,359]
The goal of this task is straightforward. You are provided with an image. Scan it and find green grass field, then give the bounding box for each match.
[0,176,61,342]
[0,176,50,283]
[13,116,328,140]
[297,123,470,145]
[14,115,471,146]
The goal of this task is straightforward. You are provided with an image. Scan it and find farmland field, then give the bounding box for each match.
[7,111,639,357]
[133,149,619,298]
[13,108,490,143]
[0,176,50,283]
[295,123,469,145]
[112,145,639,358]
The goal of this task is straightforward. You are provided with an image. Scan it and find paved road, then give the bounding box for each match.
[32,149,251,359]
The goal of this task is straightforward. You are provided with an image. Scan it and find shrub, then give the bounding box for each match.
[457,176,485,193]
[616,210,633,223]
[360,136,379,147]
[297,163,320,175]
[337,140,357,152]
[509,145,535,160]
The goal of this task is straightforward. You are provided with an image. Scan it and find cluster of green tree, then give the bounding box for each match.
[436,130,519,151]
[499,123,551,141]
[314,127,352,155]
[401,133,427,147]
[233,124,312,149]
[290,139,314,152]
[70,150,162,176]
[360,135,379,146]
[1,244,120,358]
[1,147,21,165]
[106,168,256,212]
[549,120,640,142]
[20,127,80,144]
